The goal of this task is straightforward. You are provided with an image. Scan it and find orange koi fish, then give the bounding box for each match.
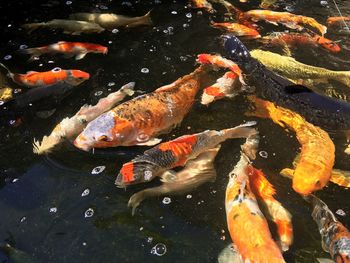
[20,41,108,61]
[247,96,335,195]
[190,0,215,13]
[242,10,327,35]
[201,71,240,105]
[33,82,135,154]
[308,195,350,263]
[247,166,293,251]
[0,63,89,87]
[211,22,261,39]
[74,67,209,151]
[327,16,350,27]
[225,153,285,263]
[261,32,340,53]
[115,122,257,187]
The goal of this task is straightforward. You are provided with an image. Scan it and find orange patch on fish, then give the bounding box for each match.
[120,162,135,183]
[204,86,225,98]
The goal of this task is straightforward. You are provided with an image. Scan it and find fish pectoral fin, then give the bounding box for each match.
[136,136,162,146]
[160,170,178,183]
[284,84,313,94]
[75,53,87,60]
[280,168,294,179]
[316,258,335,263]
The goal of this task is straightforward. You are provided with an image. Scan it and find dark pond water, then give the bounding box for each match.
[0,0,349,262]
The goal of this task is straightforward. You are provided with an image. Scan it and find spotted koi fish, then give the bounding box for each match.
[308,195,350,263]
[225,152,285,262]
[242,10,327,35]
[115,122,257,187]
[327,16,350,27]
[20,41,108,61]
[201,71,240,105]
[261,32,340,53]
[247,96,335,195]
[0,63,89,87]
[74,66,209,151]
[211,22,261,39]
[190,0,215,13]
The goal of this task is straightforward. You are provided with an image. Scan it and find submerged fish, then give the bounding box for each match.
[190,0,215,13]
[0,87,13,102]
[201,71,240,105]
[0,63,89,87]
[116,122,256,187]
[69,11,152,29]
[22,19,105,34]
[218,244,243,263]
[222,34,350,131]
[260,32,340,53]
[74,66,209,151]
[242,10,327,35]
[308,195,350,263]
[128,145,220,215]
[248,96,335,195]
[20,41,108,61]
[327,16,350,27]
[260,0,278,9]
[225,153,285,262]
[211,22,261,39]
[33,82,135,154]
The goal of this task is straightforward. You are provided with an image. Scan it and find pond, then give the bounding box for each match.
[0,0,349,262]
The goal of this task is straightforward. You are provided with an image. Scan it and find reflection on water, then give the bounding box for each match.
[0,0,349,262]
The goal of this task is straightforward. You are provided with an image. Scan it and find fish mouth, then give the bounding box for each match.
[73,138,91,152]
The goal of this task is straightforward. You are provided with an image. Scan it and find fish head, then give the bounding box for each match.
[66,70,90,86]
[74,112,137,151]
[221,34,252,69]
[292,169,330,195]
[115,160,162,187]
[314,35,341,53]
[201,86,225,105]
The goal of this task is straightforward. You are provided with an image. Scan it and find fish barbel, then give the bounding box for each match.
[20,41,108,61]
[115,122,257,187]
[69,11,152,29]
[74,66,209,151]
[247,96,335,195]
[222,34,350,131]
[308,195,350,263]
[242,10,327,35]
[33,82,135,154]
[22,19,105,34]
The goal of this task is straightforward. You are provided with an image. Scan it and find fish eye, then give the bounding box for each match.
[52,67,61,73]
[315,180,321,187]
[98,135,109,141]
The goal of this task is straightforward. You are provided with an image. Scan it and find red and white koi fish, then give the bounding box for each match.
[20,41,108,61]
[115,122,257,187]
[261,32,340,53]
[33,82,135,154]
[242,10,327,35]
[211,22,261,39]
[0,63,89,87]
[201,71,241,105]
[308,195,350,263]
[225,152,285,263]
[190,0,215,13]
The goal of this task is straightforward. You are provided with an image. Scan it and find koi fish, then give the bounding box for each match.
[250,49,350,88]
[74,66,209,151]
[69,11,152,29]
[0,64,89,87]
[242,10,327,35]
[222,34,350,131]
[20,41,108,61]
[260,32,340,53]
[22,19,105,35]
[190,0,215,13]
[128,145,220,215]
[115,122,257,187]
[247,96,335,195]
[247,165,293,251]
[225,152,285,262]
[327,16,350,27]
[0,88,13,103]
[32,82,135,154]
[308,195,350,263]
[260,0,278,9]
[211,22,261,39]
[201,71,240,105]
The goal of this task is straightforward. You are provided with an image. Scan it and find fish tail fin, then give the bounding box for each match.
[22,22,44,33]
[127,10,153,28]
[143,10,153,26]
[33,136,58,154]
[330,168,350,188]
[119,82,135,96]
[18,47,42,61]
[223,121,258,140]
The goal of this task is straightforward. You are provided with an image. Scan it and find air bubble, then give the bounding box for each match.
[259,151,268,158]
[48,60,54,63]
[183,23,190,28]
[99,4,108,10]
[9,120,16,125]
[51,67,61,73]
[147,237,153,243]
[141,68,149,74]
[4,55,12,60]
[186,13,192,18]
[186,194,192,199]
[162,197,171,205]
[84,208,94,218]
[91,166,105,174]
[171,11,177,15]
[336,209,346,216]
[94,91,103,96]
[151,243,167,256]
[66,1,72,5]
[320,0,328,6]
[108,41,113,44]
[20,216,26,223]
[179,56,187,62]
[81,188,90,197]
[19,44,28,49]
[14,89,21,94]
[49,207,57,213]
[108,82,115,87]
[284,5,294,12]
[12,178,19,183]
[0,101,4,106]
[112,29,119,34]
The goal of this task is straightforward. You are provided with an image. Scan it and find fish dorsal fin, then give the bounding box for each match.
[26,71,38,74]
[284,85,313,94]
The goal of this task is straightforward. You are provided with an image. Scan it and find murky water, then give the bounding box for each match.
[0,0,349,262]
